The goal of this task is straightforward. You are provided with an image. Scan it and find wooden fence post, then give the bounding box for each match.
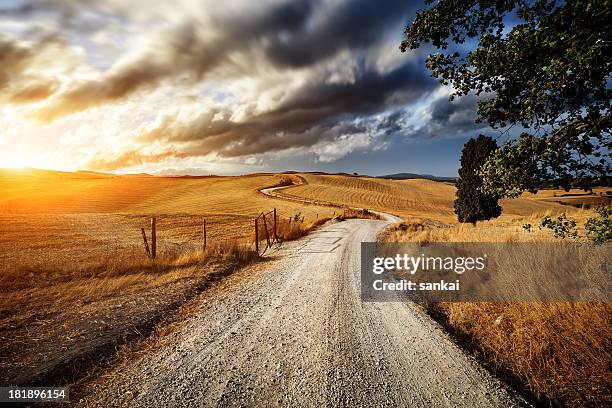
[202,218,207,251]
[273,208,277,241]
[141,228,151,258]
[262,214,271,247]
[151,217,156,259]
[255,218,259,256]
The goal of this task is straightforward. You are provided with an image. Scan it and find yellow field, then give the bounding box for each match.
[0,169,333,216]
[0,169,337,272]
[1,168,608,396]
[278,173,587,223]
[0,169,335,385]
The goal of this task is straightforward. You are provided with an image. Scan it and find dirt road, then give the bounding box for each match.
[80,187,523,407]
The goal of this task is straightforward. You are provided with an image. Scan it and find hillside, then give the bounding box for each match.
[280,173,572,223]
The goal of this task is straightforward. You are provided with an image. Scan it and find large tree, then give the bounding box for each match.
[454,135,502,224]
[401,0,611,197]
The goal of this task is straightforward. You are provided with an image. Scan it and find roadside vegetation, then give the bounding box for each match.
[276,208,382,241]
[382,213,611,407]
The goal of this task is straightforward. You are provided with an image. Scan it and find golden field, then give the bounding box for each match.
[1,168,609,406]
[280,173,596,223]
[0,169,336,386]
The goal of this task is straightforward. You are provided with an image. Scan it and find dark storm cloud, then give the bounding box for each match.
[147,60,436,156]
[422,94,488,137]
[88,60,436,169]
[33,0,422,122]
[0,33,65,102]
[264,0,414,68]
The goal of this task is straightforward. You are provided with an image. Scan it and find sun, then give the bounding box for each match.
[0,153,34,169]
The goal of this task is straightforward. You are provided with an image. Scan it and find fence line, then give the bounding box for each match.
[141,209,293,259]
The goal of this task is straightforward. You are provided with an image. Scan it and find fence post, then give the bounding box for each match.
[151,217,156,259]
[273,208,277,241]
[202,218,207,251]
[262,214,271,247]
[255,218,259,256]
[141,228,151,258]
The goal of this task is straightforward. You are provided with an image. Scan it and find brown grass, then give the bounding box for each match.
[0,238,259,386]
[273,207,381,241]
[0,169,335,386]
[382,216,612,407]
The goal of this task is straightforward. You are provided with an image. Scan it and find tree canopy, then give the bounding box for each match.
[402,0,611,197]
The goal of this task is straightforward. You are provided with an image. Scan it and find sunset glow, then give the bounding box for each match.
[0,0,491,176]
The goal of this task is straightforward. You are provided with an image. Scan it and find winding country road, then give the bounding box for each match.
[80,184,524,407]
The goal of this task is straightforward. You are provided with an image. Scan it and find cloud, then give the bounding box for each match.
[0,33,56,87]
[7,79,59,103]
[263,0,413,68]
[31,0,421,122]
[127,61,436,160]
[86,148,189,171]
[4,0,456,173]
[29,1,314,121]
[421,93,488,137]
[0,32,80,104]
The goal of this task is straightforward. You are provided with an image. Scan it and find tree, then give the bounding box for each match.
[401,0,611,197]
[454,135,502,224]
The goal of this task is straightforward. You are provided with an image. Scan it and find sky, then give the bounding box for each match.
[0,0,498,177]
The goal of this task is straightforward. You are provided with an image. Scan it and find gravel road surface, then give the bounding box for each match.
[80,188,524,407]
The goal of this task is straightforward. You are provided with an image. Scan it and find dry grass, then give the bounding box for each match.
[435,302,611,407]
[0,169,337,386]
[382,214,612,407]
[273,207,381,242]
[524,187,611,209]
[0,238,259,386]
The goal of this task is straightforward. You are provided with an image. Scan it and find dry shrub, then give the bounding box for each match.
[276,215,328,241]
[202,240,259,264]
[384,217,612,407]
[338,207,383,220]
[275,207,381,242]
[276,220,309,241]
